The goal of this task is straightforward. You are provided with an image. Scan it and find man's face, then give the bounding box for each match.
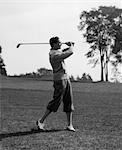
[53,40,62,50]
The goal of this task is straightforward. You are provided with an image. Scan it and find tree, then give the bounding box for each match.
[37,68,53,76]
[110,53,122,82]
[70,75,75,82]
[81,73,93,81]
[76,73,93,82]
[81,73,88,80]
[0,46,7,76]
[78,6,122,81]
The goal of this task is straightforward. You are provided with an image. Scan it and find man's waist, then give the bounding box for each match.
[53,73,69,80]
[53,68,66,73]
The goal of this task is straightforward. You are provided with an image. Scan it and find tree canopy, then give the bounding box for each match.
[78,6,122,82]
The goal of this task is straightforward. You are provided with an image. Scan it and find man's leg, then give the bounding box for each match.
[63,80,75,131]
[66,111,73,126]
[39,109,52,123]
[36,109,51,130]
[37,80,63,130]
[66,112,75,131]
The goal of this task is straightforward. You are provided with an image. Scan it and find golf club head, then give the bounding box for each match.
[16,44,21,48]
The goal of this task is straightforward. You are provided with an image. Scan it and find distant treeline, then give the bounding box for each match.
[11,68,93,82]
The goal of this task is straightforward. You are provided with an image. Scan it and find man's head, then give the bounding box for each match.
[49,36,62,50]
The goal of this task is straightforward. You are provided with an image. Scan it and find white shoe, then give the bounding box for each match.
[36,120,45,130]
[66,125,76,132]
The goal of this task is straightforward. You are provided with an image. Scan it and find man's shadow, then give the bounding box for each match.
[0,128,65,141]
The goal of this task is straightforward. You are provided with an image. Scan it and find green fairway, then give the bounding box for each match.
[0,76,122,150]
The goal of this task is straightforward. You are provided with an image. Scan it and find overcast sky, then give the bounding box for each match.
[0,0,121,81]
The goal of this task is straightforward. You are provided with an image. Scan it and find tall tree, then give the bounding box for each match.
[0,46,7,76]
[78,6,122,81]
[110,54,122,82]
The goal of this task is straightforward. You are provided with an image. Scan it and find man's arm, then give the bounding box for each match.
[52,43,74,60]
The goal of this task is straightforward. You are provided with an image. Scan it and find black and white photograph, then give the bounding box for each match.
[0,0,122,149]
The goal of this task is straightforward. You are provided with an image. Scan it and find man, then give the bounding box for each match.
[36,36,75,131]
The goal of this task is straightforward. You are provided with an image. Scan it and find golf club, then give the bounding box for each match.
[16,42,72,48]
[16,42,75,48]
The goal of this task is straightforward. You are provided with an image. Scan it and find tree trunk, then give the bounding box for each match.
[100,50,104,81]
[99,47,104,81]
[105,50,108,81]
[105,63,108,81]
[100,55,104,81]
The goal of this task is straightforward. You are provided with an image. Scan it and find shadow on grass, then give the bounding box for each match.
[0,128,64,140]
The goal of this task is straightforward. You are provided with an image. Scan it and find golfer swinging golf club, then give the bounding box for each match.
[36,36,75,132]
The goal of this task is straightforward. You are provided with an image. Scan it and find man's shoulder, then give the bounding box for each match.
[49,49,62,56]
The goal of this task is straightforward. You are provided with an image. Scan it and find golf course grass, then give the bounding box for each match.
[0,76,122,150]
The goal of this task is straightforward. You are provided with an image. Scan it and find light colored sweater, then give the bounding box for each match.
[49,47,73,80]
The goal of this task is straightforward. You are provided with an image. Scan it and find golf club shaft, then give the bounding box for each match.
[20,43,50,45]
[17,43,65,48]
[17,42,74,48]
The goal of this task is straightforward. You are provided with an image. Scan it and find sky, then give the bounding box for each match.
[0,0,121,81]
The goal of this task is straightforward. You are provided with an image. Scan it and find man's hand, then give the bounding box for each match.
[65,42,75,46]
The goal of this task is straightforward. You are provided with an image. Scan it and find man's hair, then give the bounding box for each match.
[49,36,59,47]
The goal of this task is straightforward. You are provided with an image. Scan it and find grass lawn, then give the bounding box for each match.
[0,77,122,150]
